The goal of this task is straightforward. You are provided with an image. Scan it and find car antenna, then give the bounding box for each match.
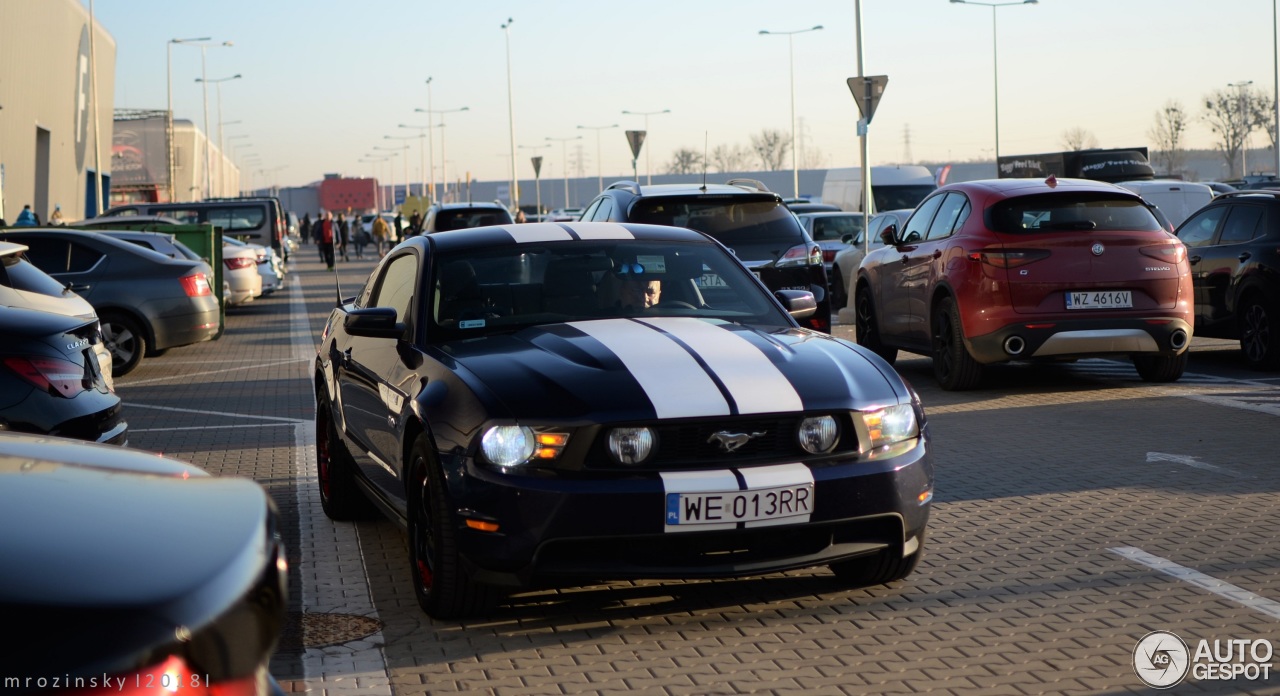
[334,272,343,307]
[700,131,709,192]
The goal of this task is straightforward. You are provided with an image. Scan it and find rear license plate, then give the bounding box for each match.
[1065,290,1132,310]
[666,484,813,527]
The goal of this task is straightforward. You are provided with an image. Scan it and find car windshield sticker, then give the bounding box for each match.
[635,255,666,273]
[636,317,803,414]
[570,222,636,240]
[458,319,486,329]
[569,318,731,418]
[502,224,573,243]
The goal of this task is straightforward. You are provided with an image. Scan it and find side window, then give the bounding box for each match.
[579,199,602,222]
[1219,205,1264,244]
[1176,207,1226,248]
[160,208,201,224]
[593,199,615,222]
[926,193,970,241]
[901,194,945,243]
[370,253,418,331]
[67,242,104,273]
[207,206,265,232]
[15,238,71,273]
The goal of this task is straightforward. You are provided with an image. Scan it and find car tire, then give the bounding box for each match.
[828,532,924,586]
[931,296,982,391]
[854,283,897,365]
[408,434,496,620]
[1133,352,1188,382]
[829,266,847,311]
[315,395,377,521]
[99,312,147,377]
[1239,296,1280,370]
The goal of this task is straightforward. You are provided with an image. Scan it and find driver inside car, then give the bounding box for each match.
[598,261,661,312]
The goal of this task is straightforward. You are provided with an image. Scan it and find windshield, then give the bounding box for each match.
[629,195,805,262]
[990,193,1162,233]
[874,185,936,212]
[435,208,514,231]
[430,239,789,340]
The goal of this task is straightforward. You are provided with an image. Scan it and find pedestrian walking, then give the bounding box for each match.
[408,211,423,237]
[394,212,404,242]
[372,214,390,258]
[353,217,367,259]
[317,211,337,270]
[313,211,327,262]
[337,213,350,262]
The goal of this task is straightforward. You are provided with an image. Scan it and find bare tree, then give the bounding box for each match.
[1060,127,1099,151]
[666,148,705,176]
[1204,87,1262,179]
[1248,91,1277,157]
[709,144,751,173]
[1148,100,1189,176]
[750,129,791,171]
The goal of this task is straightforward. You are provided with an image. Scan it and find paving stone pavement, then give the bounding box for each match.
[114,255,1280,696]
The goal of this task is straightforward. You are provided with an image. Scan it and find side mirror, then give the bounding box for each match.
[774,289,817,319]
[344,307,405,339]
[841,233,853,245]
[879,224,898,246]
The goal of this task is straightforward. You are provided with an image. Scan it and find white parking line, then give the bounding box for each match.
[1109,546,1280,621]
[126,402,306,423]
[120,357,308,386]
[131,423,295,433]
[289,275,392,695]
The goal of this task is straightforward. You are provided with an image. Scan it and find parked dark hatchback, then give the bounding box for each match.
[316,221,930,619]
[856,178,1193,390]
[1174,190,1280,369]
[0,228,220,376]
[580,179,831,332]
[0,432,286,695]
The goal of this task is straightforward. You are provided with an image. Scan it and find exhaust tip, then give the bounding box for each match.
[1003,335,1026,356]
[1170,329,1188,351]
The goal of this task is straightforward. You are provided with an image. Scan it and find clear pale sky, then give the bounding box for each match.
[91,0,1280,189]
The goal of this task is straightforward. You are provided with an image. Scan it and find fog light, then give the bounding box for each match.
[608,427,654,465]
[798,416,838,454]
[480,425,535,468]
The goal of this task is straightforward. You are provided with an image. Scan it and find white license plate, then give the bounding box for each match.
[1065,290,1132,310]
[666,483,813,527]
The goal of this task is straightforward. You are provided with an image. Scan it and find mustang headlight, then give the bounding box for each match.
[798,415,839,454]
[608,427,654,465]
[480,425,536,468]
[861,404,919,449]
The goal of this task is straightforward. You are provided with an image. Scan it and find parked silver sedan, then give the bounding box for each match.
[831,209,911,316]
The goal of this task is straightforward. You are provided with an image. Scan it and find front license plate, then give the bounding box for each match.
[1065,290,1132,309]
[666,484,813,527]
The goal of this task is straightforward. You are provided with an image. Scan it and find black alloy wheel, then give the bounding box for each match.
[407,434,494,620]
[931,296,982,391]
[1240,297,1280,370]
[829,266,847,312]
[1133,352,1188,382]
[99,312,147,377]
[854,284,896,365]
[315,395,375,521]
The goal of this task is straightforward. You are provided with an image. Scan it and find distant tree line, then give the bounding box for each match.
[664,128,828,175]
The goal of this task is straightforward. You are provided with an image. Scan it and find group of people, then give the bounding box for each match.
[300,210,397,271]
[2,204,64,228]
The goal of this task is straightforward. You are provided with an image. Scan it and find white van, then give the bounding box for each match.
[1115,180,1213,230]
[820,165,937,214]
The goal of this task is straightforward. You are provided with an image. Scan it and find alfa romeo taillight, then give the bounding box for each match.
[970,249,1051,269]
[3,356,87,397]
[1140,242,1187,265]
[180,272,212,297]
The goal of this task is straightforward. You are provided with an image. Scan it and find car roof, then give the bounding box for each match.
[604,180,779,199]
[434,202,508,210]
[0,227,182,262]
[79,214,184,226]
[943,177,1141,199]
[416,221,710,254]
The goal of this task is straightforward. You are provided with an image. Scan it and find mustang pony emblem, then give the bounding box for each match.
[707,430,766,453]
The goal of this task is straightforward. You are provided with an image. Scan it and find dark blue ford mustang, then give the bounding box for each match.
[315,221,933,619]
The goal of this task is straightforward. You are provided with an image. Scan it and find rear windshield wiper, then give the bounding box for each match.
[1035,220,1097,231]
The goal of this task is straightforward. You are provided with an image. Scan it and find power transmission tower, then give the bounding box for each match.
[903,124,913,164]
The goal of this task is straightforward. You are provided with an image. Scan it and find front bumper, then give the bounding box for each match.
[445,437,933,587]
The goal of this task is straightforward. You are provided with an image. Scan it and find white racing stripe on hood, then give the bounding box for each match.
[569,222,635,240]
[570,319,730,418]
[502,224,573,243]
[638,317,803,414]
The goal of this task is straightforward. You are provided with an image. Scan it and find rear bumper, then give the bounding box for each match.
[151,303,222,351]
[967,316,1193,363]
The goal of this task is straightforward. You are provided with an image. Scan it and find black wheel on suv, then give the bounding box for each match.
[1134,352,1188,382]
[931,296,982,391]
[854,283,896,365]
[1240,295,1280,370]
[829,266,847,312]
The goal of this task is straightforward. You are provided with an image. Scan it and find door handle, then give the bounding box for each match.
[900,254,910,264]
[932,250,942,259]
[68,284,91,292]
[1188,255,1201,264]
[1238,252,1252,262]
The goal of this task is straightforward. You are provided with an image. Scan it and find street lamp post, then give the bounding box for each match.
[758,25,823,199]
[195,41,233,199]
[195,74,241,197]
[415,105,469,202]
[1231,80,1255,178]
[502,18,519,211]
[399,124,442,200]
[376,144,411,209]
[621,109,670,185]
[167,37,210,202]
[546,135,582,209]
[361,156,390,211]
[950,0,1037,165]
[577,123,619,193]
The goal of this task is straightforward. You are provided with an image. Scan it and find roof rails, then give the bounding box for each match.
[606,180,642,196]
[1217,190,1280,200]
[726,178,770,193]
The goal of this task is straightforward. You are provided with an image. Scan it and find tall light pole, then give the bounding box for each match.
[399,124,441,199]
[502,18,519,211]
[1231,80,1255,178]
[384,135,421,199]
[621,109,670,185]
[546,135,582,209]
[195,74,241,197]
[415,105,468,202]
[950,0,1037,165]
[167,37,210,202]
[361,155,390,211]
[759,25,823,199]
[376,144,411,209]
[195,40,233,199]
[577,123,619,193]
